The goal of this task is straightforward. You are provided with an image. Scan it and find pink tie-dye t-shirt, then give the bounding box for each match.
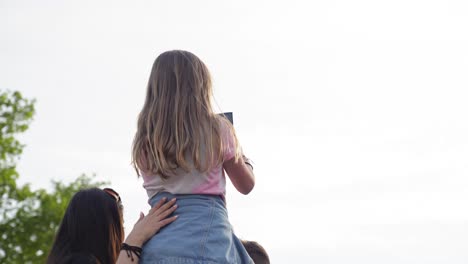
[141,121,236,199]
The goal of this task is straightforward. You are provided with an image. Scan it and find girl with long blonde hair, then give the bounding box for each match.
[132,50,255,263]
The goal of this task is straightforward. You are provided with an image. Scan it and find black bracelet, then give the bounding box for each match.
[242,155,254,171]
[121,243,142,262]
[244,161,254,170]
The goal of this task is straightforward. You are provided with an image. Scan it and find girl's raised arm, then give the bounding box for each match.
[223,155,255,195]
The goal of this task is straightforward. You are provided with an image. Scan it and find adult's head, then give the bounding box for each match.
[47,188,124,264]
[242,240,270,264]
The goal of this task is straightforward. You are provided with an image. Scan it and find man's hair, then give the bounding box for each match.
[242,240,270,264]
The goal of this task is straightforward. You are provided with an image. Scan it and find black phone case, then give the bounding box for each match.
[219,112,233,124]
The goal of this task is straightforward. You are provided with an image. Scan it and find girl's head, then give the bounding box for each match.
[132,50,239,177]
[47,188,124,264]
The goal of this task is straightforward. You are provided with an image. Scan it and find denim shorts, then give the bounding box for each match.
[140,192,254,264]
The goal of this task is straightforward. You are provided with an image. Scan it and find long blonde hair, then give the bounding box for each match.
[132,50,239,178]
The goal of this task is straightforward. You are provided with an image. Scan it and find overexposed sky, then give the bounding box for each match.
[2,0,468,263]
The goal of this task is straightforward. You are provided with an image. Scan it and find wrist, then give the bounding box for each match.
[121,243,143,261]
[242,155,253,170]
[124,234,144,248]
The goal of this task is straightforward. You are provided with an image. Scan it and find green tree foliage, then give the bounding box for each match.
[0,91,105,263]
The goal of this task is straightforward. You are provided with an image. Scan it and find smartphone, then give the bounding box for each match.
[219,112,233,124]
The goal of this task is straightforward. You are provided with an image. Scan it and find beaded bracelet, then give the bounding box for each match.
[121,243,142,262]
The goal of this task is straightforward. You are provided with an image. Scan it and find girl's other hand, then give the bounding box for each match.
[124,197,178,247]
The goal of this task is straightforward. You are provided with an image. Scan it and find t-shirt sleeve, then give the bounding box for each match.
[221,121,236,161]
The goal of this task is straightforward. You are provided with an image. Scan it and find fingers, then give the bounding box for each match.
[146,197,178,229]
[143,198,179,235]
[133,212,145,227]
[153,198,177,215]
[151,197,168,212]
[155,203,178,221]
[158,215,178,228]
[138,212,144,221]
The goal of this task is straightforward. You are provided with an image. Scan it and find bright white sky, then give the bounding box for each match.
[2,0,468,263]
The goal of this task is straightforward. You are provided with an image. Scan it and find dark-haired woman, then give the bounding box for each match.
[47,188,178,264]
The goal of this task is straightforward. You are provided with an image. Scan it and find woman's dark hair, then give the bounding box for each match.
[47,188,124,264]
[61,253,101,264]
